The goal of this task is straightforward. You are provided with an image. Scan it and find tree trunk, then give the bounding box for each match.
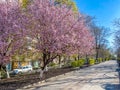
[64,56,66,65]
[58,55,62,68]
[40,69,44,78]
[86,54,89,65]
[45,65,48,71]
[6,65,10,78]
[39,65,48,79]
[6,70,10,78]
[39,51,47,79]
[96,48,99,63]
[74,57,77,61]
[39,51,57,79]
[78,55,80,60]
[0,71,1,80]
[0,66,1,80]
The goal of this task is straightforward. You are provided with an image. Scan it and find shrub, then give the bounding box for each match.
[89,59,95,65]
[49,62,56,67]
[98,58,102,63]
[105,57,110,61]
[71,59,85,68]
[77,59,85,67]
[0,70,7,79]
[71,61,78,67]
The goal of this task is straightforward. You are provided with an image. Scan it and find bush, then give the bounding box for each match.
[78,59,85,67]
[71,59,85,68]
[49,62,56,67]
[98,58,102,63]
[89,59,95,65]
[71,61,78,67]
[105,57,110,61]
[0,70,7,79]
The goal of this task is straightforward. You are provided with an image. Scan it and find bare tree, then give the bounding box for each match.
[85,15,109,62]
[114,18,120,59]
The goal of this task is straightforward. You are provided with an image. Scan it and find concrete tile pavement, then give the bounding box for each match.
[17,60,120,90]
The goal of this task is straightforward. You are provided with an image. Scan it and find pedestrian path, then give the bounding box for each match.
[17,60,120,90]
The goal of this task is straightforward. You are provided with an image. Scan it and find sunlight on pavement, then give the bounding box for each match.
[17,60,120,90]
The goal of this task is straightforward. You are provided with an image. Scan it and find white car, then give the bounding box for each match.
[13,65,33,74]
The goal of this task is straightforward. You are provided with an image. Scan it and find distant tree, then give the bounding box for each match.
[19,0,32,8]
[99,46,112,60]
[114,18,120,59]
[55,0,78,12]
[85,15,109,62]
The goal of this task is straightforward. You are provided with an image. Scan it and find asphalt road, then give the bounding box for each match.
[18,60,120,90]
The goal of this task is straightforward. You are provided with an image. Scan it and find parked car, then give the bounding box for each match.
[13,65,33,74]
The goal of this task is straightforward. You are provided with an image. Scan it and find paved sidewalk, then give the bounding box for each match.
[17,60,120,90]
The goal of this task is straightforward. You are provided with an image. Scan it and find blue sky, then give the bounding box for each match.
[74,0,120,47]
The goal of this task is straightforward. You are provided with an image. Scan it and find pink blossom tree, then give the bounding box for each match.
[0,1,27,78]
[25,0,95,78]
[0,0,94,79]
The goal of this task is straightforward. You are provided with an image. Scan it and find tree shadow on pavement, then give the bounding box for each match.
[102,84,120,90]
[101,60,120,90]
